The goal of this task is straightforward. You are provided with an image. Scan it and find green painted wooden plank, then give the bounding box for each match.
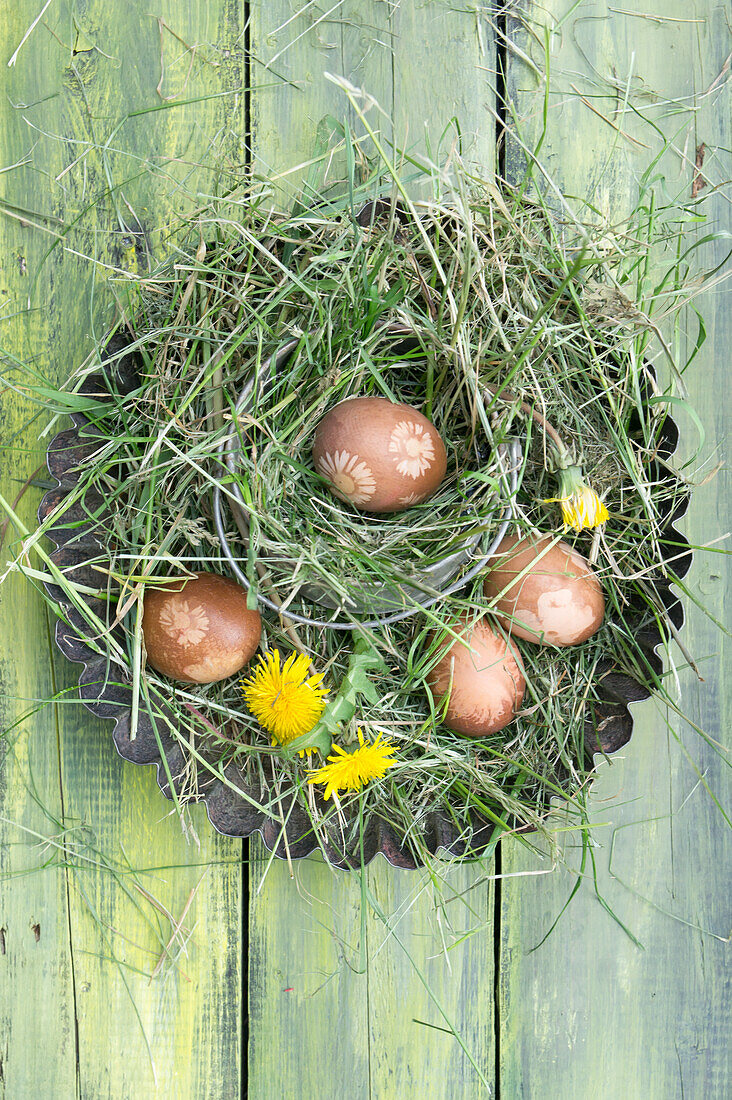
[247,5,499,1097]
[390,1,496,174]
[248,12,397,1090]
[250,0,496,195]
[366,862,495,1097]
[249,853,496,1100]
[248,851,370,1100]
[0,4,246,1096]
[0,368,77,1093]
[250,0,394,201]
[500,3,731,1097]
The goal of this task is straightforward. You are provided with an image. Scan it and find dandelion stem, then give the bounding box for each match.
[483,382,569,460]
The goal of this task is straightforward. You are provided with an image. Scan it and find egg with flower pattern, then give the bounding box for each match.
[141,572,261,684]
[482,534,604,646]
[312,396,447,513]
[426,613,526,738]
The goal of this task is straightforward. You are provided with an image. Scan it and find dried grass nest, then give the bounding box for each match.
[38,165,694,867]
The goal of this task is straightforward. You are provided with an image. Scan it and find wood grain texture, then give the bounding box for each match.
[0,423,77,1093]
[247,4,499,1097]
[366,861,495,1097]
[1,1,728,1097]
[0,4,245,1096]
[249,849,496,1100]
[500,3,731,1097]
[390,0,496,174]
[250,0,495,197]
[248,851,370,1100]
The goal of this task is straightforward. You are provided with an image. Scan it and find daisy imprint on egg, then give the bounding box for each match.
[158,599,210,647]
[388,420,436,479]
[317,449,376,504]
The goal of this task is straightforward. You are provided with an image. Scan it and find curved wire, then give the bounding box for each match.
[212,341,522,631]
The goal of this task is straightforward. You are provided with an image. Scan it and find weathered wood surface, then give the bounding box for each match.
[500,3,731,1098]
[0,2,728,1098]
[0,5,245,1097]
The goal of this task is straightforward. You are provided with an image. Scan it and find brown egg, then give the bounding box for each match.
[141,572,261,684]
[312,396,447,513]
[483,534,604,646]
[426,613,525,738]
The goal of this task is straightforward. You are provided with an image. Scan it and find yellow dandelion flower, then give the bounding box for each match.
[241,649,328,749]
[557,486,609,531]
[308,729,397,801]
[546,464,609,532]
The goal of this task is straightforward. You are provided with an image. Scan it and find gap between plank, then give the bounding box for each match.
[244,2,252,177]
[495,4,508,182]
[493,840,502,1100]
[494,13,509,1094]
[242,9,252,1091]
[241,839,249,1100]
